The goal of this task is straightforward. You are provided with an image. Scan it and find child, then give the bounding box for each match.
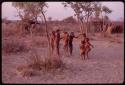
[79,40,86,60]
[55,29,61,56]
[61,31,69,56]
[68,32,78,56]
[85,38,94,59]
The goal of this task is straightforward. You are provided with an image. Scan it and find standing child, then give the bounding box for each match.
[79,40,86,60]
[68,32,78,56]
[55,29,61,56]
[61,31,69,56]
[85,38,94,59]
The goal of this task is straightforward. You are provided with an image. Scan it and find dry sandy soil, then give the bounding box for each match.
[2,34,124,84]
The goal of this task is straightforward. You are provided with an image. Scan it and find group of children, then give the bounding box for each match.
[79,33,94,60]
[49,29,94,60]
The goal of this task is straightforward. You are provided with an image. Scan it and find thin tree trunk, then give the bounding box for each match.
[77,15,83,34]
[30,24,33,51]
[84,16,88,35]
[41,12,51,57]
[101,12,104,37]
[86,15,89,36]
[80,20,84,34]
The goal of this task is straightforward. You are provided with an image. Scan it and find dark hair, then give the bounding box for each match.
[81,40,85,44]
[56,29,60,32]
[52,31,55,35]
[52,30,55,33]
[70,32,74,36]
[63,31,67,34]
[83,33,86,37]
[86,38,89,41]
[51,31,56,37]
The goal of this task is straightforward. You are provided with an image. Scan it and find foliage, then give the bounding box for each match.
[62,2,112,34]
[12,2,48,21]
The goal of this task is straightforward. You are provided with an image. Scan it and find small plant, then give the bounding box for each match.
[20,51,64,73]
[43,57,63,71]
[16,64,34,77]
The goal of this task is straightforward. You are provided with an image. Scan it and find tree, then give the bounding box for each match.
[104,15,109,22]
[62,2,100,35]
[79,2,98,34]
[12,2,38,34]
[102,6,112,14]
[12,2,51,57]
[88,2,112,34]
[102,5,112,29]
[62,2,83,34]
[102,5,112,30]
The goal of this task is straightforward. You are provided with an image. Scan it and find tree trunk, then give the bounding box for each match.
[86,15,89,36]
[41,12,51,57]
[77,15,83,34]
[101,12,104,37]
[80,19,84,34]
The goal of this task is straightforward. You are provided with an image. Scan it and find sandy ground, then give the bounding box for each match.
[2,35,124,84]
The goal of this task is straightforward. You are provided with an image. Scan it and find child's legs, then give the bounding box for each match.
[69,44,73,55]
[63,44,68,56]
[86,48,91,59]
[56,44,60,55]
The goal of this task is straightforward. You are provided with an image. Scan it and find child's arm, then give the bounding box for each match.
[89,42,94,48]
[60,37,64,40]
[76,34,81,38]
[74,35,79,38]
[75,34,82,39]
[91,44,94,48]
[60,34,64,40]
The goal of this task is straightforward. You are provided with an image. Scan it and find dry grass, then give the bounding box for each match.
[110,37,122,43]
[17,50,64,77]
[16,56,64,77]
[31,25,46,36]
[43,57,64,71]
[33,37,48,47]
[21,54,63,76]
[2,39,30,54]
[16,64,34,77]
[2,23,21,38]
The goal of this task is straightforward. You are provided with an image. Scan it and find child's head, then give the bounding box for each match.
[86,38,89,42]
[63,32,68,36]
[83,33,86,37]
[63,31,65,33]
[56,29,60,33]
[52,30,55,33]
[81,40,85,44]
[52,31,55,35]
[70,32,74,36]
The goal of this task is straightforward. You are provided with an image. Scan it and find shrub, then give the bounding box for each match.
[2,23,21,37]
[43,57,63,71]
[21,50,64,73]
